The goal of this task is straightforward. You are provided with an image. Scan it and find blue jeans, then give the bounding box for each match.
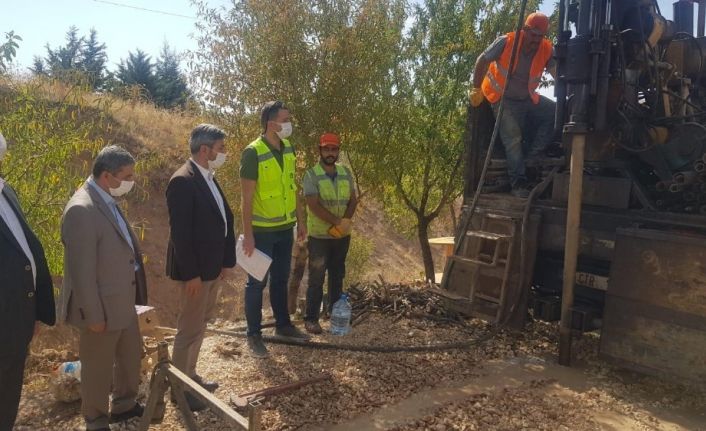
[492,96,555,186]
[245,228,294,336]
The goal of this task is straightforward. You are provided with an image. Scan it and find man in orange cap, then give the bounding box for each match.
[469,12,557,198]
[301,133,357,334]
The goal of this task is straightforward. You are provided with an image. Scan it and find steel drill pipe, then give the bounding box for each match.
[695,161,705,173]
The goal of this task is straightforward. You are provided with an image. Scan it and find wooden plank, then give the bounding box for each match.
[138,366,169,430]
[167,364,251,430]
[429,237,455,257]
[428,237,455,245]
[168,375,199,431]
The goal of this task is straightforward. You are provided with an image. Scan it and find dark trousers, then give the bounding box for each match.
[245,228,294,336]
[0,349,28,431]
[305,236,351,322]
[491,95,556,186]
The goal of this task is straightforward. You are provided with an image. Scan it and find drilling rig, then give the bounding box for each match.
[442,0,706,385]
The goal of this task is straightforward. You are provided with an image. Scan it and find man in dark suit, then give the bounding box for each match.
[166,124,236,411]
[59,145,148,431]
[0,132,56,430]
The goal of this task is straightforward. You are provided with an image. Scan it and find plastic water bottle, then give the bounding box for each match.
[57,361,82,381]
[330,294,352,335]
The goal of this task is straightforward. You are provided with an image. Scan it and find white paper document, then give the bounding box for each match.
[236,234,272,281]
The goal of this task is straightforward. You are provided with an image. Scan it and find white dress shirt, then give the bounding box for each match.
[191,159,227,236]
[0,179,37,288]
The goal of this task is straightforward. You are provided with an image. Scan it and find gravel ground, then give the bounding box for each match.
[15,314,706,430]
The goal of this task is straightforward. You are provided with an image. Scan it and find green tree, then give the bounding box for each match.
[80,28,108,90]
[34,27,109,90]
[154,43,190,108]
[191,0,406,164]
[116,49,158,100]
[0,31,21,73]
[43,26,84,81]
[0,81,105,273]
[30,55,46,75]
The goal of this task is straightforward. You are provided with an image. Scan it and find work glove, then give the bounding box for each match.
[469,87,485,107]
[328,225,344,239]
[337,218,352,236]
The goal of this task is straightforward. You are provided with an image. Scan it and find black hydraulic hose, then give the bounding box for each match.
[157,326,499,353]
[206,327,499,353]
[507,167,561,326]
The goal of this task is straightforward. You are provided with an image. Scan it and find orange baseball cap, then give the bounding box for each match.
[319,133,341,148]
[525,12,549,35]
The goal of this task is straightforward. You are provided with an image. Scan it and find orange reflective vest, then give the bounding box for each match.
[481,32,553,105]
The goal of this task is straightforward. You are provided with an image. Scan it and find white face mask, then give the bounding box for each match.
[276,122,293,139]
[0,133,6,161]
[208,152,227,170]
[109,180,135,197]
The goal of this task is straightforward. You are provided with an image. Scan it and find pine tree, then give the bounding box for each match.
[80,29,108,90]
[154,43,190,108]
[44,26,84,79]
[116,49,157,100]
[30,55,46,75]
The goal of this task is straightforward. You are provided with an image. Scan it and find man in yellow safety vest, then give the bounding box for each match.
[302,133,358,334]
[240,100,309,358]
[469,12,557,198]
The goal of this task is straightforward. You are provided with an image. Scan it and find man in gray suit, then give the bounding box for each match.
[59,145,148,431]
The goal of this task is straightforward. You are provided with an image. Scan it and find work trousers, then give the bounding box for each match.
[245,228,294,336]
[492,95,555,186]
[80,318,141,430]
[305,236,351,322]
[172,279,220,379]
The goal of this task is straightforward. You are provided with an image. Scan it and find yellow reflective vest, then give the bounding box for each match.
[305,163,351,238]
[248,137,297,228]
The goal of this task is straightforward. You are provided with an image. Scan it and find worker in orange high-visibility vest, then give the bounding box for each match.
[469,12,558,198]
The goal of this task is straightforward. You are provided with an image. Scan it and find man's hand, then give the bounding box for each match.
[88,322,106,333]
[243,233,255,257]
[469,87,485,107]
[297,225,307,242]
[337,218,352,236]
[328,225,344,238]
[185,276,203,297]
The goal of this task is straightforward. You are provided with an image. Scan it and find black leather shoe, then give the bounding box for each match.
[193,375,219,392]
[109,402,144,423]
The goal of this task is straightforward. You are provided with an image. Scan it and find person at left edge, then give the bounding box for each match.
[58,145,148,431]
[0,132,56,431]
